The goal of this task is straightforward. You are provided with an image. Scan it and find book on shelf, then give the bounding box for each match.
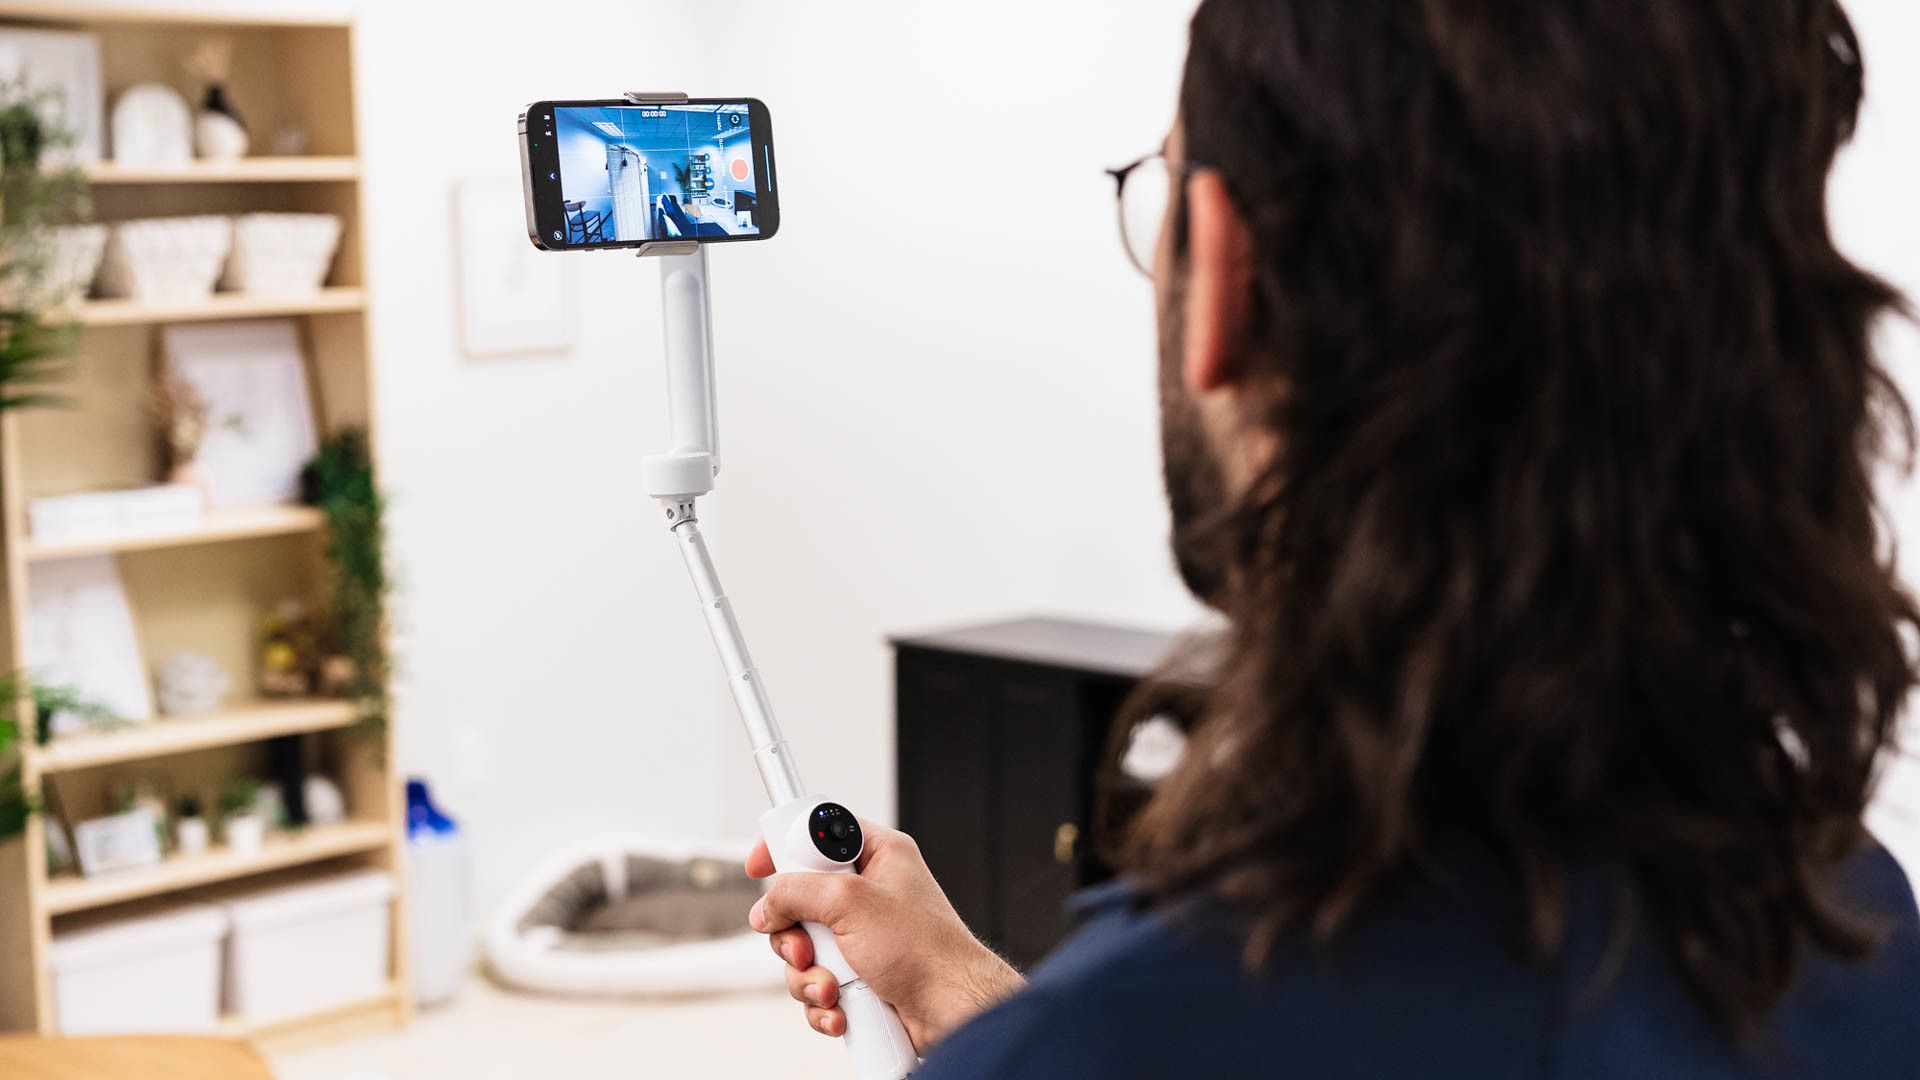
[28,483,204,547]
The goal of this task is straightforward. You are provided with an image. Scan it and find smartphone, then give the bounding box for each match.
[519,97,779,251]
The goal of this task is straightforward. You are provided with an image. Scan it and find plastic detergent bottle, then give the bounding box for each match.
[406,778,473,1007]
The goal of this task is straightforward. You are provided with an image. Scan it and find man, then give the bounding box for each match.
[751,0,1920,1074]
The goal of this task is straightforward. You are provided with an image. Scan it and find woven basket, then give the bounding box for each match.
[96,216,233,303]
[0,224,108,310]
[221,212,342,293]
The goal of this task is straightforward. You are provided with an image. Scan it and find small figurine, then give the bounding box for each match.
[259,601,325,697]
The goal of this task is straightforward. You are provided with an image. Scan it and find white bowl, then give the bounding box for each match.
[96,216,233,303]
[222,212,342,293]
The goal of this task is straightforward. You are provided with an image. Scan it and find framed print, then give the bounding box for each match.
[163,320,319,508]
[26,554,152,729]
[456,178,572,357]
[0,28,103,165]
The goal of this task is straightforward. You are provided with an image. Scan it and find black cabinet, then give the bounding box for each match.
[893,617,1177,968]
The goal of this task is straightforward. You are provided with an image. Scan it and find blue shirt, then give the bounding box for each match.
[917,844,1920,1079]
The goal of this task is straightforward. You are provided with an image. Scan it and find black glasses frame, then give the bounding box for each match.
[1106,151,1203,277]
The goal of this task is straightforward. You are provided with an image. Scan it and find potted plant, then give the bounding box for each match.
[0,674,115,843]
[219,777,264,855]
[0,77,96,318]
[174,794,210,856]
[0,88,101,848]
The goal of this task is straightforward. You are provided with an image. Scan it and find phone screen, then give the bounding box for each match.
[545,101,769,246]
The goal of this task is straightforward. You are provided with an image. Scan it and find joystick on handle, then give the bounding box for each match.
[761,797,922,1080]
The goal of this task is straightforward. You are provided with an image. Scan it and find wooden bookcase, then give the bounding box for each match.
[0,5,408,1045]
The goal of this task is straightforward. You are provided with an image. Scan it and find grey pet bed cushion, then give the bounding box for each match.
[486,837,777,995]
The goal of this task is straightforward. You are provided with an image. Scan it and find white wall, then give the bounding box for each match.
[60,0,1206,920]
[683,0,1208,830]
[1838,0,1920,874]
[367,0,1212,900]
[349,4,743,913]
[359,0,1209,907]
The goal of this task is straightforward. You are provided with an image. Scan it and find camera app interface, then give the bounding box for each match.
[552,103,762,245]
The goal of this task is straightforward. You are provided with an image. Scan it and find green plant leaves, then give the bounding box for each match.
[301,428,391,744]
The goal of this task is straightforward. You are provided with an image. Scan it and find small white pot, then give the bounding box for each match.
[195,110,248,162]
[224,813,265,855]
[175,816,210,856]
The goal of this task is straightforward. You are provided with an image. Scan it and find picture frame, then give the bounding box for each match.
[163,320,320,508]
[0,28,103,165]
[74,808,164,878]
[25,554,152,731]
[455,178,573,358]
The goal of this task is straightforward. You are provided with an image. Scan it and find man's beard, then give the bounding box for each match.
[1158,271,1233,609]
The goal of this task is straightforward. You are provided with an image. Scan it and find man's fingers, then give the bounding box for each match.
[785,964,840,1009]
[853,817,909,873]
[768,927,815,970]
[745,839,776,880]
[750,871,862,934]
[805,1005,846,1038]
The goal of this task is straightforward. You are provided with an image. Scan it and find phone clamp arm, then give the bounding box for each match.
[622,91,705,261]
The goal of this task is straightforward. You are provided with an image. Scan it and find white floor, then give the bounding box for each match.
[271,980,847,1079]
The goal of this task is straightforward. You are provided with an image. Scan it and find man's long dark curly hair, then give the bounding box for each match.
[1128,0,1917,1029]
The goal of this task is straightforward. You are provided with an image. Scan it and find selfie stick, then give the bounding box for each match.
[628,91,920,1080]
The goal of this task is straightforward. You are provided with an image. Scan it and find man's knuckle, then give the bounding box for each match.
[823,874,866,917]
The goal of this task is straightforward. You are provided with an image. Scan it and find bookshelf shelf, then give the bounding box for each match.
[0,3,405,1046]
[22,505,326,561]
[44,820,392,915]
[70,287,366,327]
[32,699,357,774]
[82,156,360,184]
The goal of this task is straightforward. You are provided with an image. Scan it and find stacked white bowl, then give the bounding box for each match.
[96,216,233,302]
[0,224,109,310]
[222,213,343,293]
[90,213,343,303]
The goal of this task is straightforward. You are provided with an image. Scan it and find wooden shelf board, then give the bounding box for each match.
[23,505,326,562]
[68,287,365,327]
[33,700,358,774]
[82,157,360,184]
[218,981,404,1041]
[44,820,392,915]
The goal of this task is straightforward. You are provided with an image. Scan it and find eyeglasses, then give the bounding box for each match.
[1106,151,1199,278]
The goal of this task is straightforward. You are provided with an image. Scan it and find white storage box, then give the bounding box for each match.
[221,869,394,1024]
[47,904,227,1035]
[96,215,233,302]
[222,212,342,293]
[29,483,204,547]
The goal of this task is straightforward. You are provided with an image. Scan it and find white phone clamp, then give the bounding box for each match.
[627,91,920,1080]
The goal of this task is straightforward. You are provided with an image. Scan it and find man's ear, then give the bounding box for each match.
[1181,171,1253,394]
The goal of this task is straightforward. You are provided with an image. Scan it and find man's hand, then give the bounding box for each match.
[747,821,1025,1053]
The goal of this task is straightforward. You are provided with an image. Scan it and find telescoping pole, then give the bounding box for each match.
[638,242,920,1079]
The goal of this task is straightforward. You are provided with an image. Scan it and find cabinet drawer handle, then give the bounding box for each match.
[1053,822,1079,865]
